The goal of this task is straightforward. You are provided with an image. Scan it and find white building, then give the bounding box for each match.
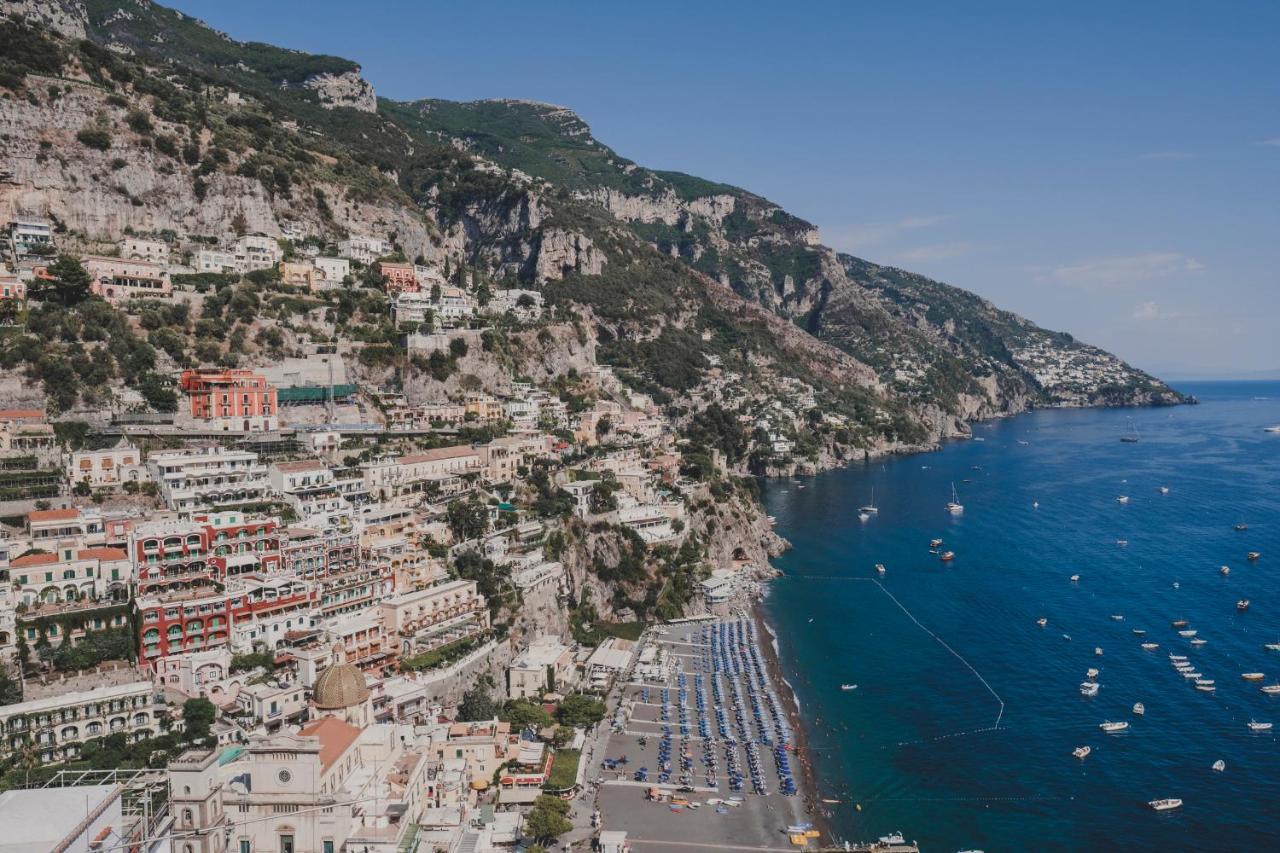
[337,234,388,264]
[66,438,143,488]
[121,236,170,263]
[313,256,350,288]
[7,218,53,259]
[146,446,271,513]
[0,680,161,764]
[508,636,575,699]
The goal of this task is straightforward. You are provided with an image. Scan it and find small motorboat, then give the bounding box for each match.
[1086,667,1100,679]
[1070,574,1080,583]
[1116,495,1130,504]
[1248,720,1273,732]
[1080,682,1100,697]
[1248,551,1261,561]
[1100,721,1129,733]
[1190,638,1207,646]
[1133,628,1147,635]
[1182,671,1204,680]
[876,563,886,575]
[1235,523,1248,532]
[1149,798,1182,811]
[1265,643,1280,652]
[840,684,857,692]
[940,551,955,562]
[1111,614,1125,621]
[1095,647,1104,656]
[1133,702,1145,716]
[1063,634,1072,641]
[1178,629,1197,638]
[1036,617,1048,627]
[1115,539,1128,547]
[1169,654,1188,661]
[1260,684,1280,695]
[1220,565,1230,576]
[1171,620,1188,629]
[1238,600,1250,611]
[1196,679,1215,687]
[1141,643,1159,650]
[1242,673,1266,682]
[1212,760,1226,772]
[1073,746,1091,759]
[1159,486,1170,494]
[1174,662,1195,671]
[1173,582,1181,589]
[930,538,944,549]
[1196,684,1216,693]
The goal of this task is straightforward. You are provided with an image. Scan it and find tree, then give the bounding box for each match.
[182,697,216,741]
[73,479,92,497]
[456,686,497,722]
[524,795,572,844]
[446,495,489,542]
[31,254,92,306]
[0,664,22,706]
[502,698,552,730]
[556,693,606,728]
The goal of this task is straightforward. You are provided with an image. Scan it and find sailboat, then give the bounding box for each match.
[859,488,879,515]
[946,483,964,515]
[1120,417,1140,443]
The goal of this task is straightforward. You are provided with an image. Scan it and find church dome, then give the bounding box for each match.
[313,661,370,710]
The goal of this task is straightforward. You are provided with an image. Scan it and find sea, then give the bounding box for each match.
[762,381,1280,852]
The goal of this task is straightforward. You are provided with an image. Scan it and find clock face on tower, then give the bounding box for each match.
[278,769,292,784]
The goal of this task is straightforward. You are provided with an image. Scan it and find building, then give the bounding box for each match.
[6,218,53,259]
[0,785,126,852]
[337,234,388,264]
[0,679,161,764]
[585,637,636,688]
[269,460,346,526]
[83,255,172,302]
[277,260,317,289]
[0,274,26,301]
[311,658,374,726]
[66,437,142,487]
[313,256,350,288]
[508,636,575,699]
[235,679,307,729]
[193,248,238,273]
[379,261,419,295]
[0,409,55,458]
[378,580,489,655]
[8,545,131,605]
[360,447,481,500]
[180,368,279,433]
[234,234,282,271]
[147,446,271,512]
[121,235,170,263]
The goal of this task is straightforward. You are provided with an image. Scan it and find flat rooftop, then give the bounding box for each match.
[0,784,120,853]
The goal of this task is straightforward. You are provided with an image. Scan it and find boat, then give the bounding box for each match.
[1111,614,1124,621]
[1266,643,1280,652]
[1248,720,1273,732]
[1115,539,1128,547]
[1248,551,1261,561]
[1036,617,1048,627]
[1171,620,1188,629]
[940,551,955,562]
[1086,667,1100,679]
[1073,746,1091,759]
[859,489,879,515]
[1159,485,1170,494]
[1063,634,1072,641]
[1116,495,1130,504]
[1133,702,1145,715]
[1182,671,1203,679]
[1017,439,1030,446]
[946,483,964,515]
[1174,662,1194,670]
[1100,721,1129,733]
[1141,643,1159,650]
[973,436,985,441]
[1070,574,1080,583]
[1194,679,1215,687]
[1133,628,1146,635]
[875,563,886,575]
[1238,600,1250,611]
[1121,418,1140,443]
[1169,654,1188,661]
[1190,638,1207,646]
[1196,684,1216,693]
[1220,565,1230,576]
[1080,682,1100,696]
[1148,798,1182,811]
[1242,673,1266,682]
[840,684,857,692]
[1235,522,1248,532]
[1266,425,1280,433]
[1173,582,1180,589]
[1261,685,1280,695]
[1212,760,1226,772]
[1178,629,1197,638]
[1095,647,1104,656]
[930,538,944,549]
[878,833,906,845]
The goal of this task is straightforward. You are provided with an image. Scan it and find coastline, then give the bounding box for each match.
[751,594,837,847]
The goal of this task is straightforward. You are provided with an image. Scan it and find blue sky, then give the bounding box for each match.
[169,0,1280,378]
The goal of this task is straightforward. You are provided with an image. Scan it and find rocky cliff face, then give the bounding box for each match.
[303,70,377,113]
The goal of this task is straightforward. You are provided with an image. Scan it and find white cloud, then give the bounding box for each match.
[1139,150,1194,161]
[824,214,947,252]
[1132,301,1181,321]
[889,242,976,264]
[1048,252,1205,289]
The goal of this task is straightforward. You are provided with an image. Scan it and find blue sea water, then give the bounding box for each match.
[762,381,1280,852]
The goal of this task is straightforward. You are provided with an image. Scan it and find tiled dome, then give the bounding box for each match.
[313,662,369,710]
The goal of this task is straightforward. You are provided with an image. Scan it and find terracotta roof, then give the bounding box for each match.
[398,446,477,465]
[275,459,325,472]
[27,508,80,523]
[0,409,45,421]
[298,716,362,772]
[10,552,57,568]
[76,547,128,561]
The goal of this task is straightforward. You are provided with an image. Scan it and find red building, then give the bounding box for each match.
[137,573,314,665]
[179,368,279,433]
[379,262,419,296]
[198,512,281,580]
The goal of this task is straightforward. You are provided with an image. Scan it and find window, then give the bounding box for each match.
[279,836,295,853]
[240,841,250,853]
[323,842,334,853]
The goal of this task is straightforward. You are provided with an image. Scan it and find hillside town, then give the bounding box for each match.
[0,216,793,853]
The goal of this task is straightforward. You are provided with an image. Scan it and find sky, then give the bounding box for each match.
[167,0,1280,379]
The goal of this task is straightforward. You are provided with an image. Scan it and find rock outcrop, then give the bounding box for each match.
[303,70,377,113]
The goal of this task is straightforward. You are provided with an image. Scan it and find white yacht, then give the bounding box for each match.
[840,683,857,692]
[876,563,886,576]
[1116,495,1130,504]
[1178,629,1197,638]
[1260,684,1280,695]
[1080,682,1100,697]
[1212,760,1226,772]
[1141,643,1159,651]
[1100,721,1129,733]
[946,483,964,515]
[1036,617,1048,627]
[859,489,879,515]
[1248,720,1273,732]
[1149,798,1182,811]
[1086,668,1100,679]
[1265,643,1280,652]
[1070,574,1081,583]
[1159,485,1170,494]
[1073,746,1091,759]
[1132,702,1145,715]
[1190,638,1207,647]
[1265,425,1280,433]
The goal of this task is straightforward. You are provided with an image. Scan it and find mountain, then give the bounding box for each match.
[0,1,1181,469]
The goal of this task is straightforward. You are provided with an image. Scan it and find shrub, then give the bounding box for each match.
[75,128,111,151]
